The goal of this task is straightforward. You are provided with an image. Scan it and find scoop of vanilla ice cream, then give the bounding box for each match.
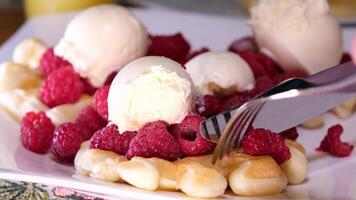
[108,56,196,132]
[55,5,148,87]
[185,52,255,96]
[249,0,343,75]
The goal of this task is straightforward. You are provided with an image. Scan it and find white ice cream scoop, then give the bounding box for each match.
[249,0,343,75]
[185,51,255,96]
[55,5,148,87]
[108,56,196,132]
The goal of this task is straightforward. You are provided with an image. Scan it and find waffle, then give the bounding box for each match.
[74,139,308,198]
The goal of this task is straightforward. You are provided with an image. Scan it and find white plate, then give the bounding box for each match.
[0,6,356,200]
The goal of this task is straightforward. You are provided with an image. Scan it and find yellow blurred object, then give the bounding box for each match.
[24,0,118,18]
[329,0,356,18]
[241,0,356,18]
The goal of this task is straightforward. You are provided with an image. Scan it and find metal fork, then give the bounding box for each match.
[199,61,356,164]
[209,80,312,163]
[217,101,264,158]
[209,100,265,163]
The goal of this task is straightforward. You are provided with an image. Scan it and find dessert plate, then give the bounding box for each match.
[0,6,356,200]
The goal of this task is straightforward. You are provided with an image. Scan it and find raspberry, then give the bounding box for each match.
[340,52,352,64]
[248,75,276,97]
[220,92,250,112]
[185,47,210,62]
[228,36,258,54]
[76,106,107,140]
[126,121,182,161]
[93,85,110,120]
[39,66,84,107]
[198,75,276,114]
[104,71,118,86]
[316,124,354,157]
[209,76,276,113]
[239,50,279,78]
[242,128,291,164]
[52,123,86,162]
[20,111,55,154]
[148,33,191,64]
[195,95,222,118]
[82,78,97,95]
[255,53,280,75]
[90,124,136,155]
[170,114,214,156]
[239,52,263,77]
[279,127,299,141]
[39,48,72,76]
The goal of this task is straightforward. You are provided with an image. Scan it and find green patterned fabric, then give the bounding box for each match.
[0,181,49,200]
[0,180,105,200]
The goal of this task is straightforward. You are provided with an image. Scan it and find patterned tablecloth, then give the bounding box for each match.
[0,180,106,200]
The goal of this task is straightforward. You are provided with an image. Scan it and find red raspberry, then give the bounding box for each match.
[93,85,110,120]
[316,124,354,157]
[239,52,263,77]
[76,106,107,140]
[90,124,136,155]
[52,123,86,162]
[104,71,118,86]
[195,95,222,118]
[39,66,84,107]
[279,127,299,141]
[239,50,279,78]
[340,52,352,64]
[39,48,72,77]
[126,121,182,161]
[242,128,291,164]
[148,33,191,64]
[185,47,210,62]
[255,53,280,75]
[228,36,258,54]
[82,78,97,95]
[20,111,55,154]
[170,114,214,156]
[207,76,276,113]
[248,75,276,97]
[198,76,276,114]
[220,92,250,112]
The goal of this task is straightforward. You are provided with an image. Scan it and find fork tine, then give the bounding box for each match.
[224,104,258,154]
[234,102,264,148]
[219,106,253,159]
[212,101,265,164]
[212,105,249,163]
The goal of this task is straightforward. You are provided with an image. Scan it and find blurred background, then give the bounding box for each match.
[0,0,356,44]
